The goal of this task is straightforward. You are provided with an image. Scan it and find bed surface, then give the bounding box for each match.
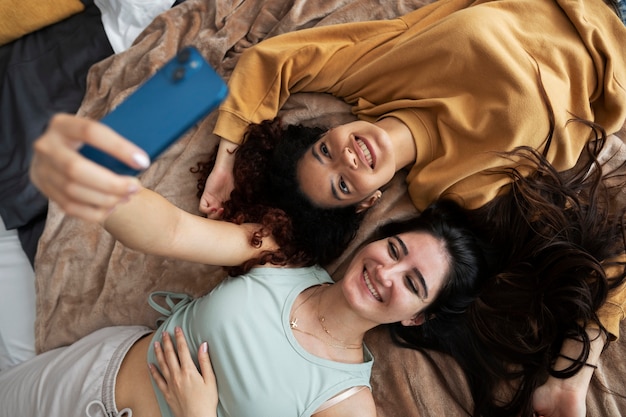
[33,0,626,415]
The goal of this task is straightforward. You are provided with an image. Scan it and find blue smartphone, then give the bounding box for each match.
[79,46,227,175]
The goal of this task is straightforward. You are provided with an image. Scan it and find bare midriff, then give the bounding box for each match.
[115,333,162,417]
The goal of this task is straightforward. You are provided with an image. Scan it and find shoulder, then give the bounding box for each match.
[314,387,376,417]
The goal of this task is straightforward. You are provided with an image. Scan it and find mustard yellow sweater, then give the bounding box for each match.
[214,0,626,336]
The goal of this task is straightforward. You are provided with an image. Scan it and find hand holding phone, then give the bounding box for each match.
[79,46,227,176]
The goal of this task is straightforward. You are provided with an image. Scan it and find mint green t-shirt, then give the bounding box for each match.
[148,265,373,417]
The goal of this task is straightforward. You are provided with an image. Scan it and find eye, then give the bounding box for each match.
[388,240,399,260]
[405,276,420,295]
[320,143,330,157]
[339,178,349,194]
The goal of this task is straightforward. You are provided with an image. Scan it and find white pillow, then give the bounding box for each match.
[94,0,176,53]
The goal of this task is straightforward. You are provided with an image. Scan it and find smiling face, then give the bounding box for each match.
[296,121,398,209]
[340,231,451,327]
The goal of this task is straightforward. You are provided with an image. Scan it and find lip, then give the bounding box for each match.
[363,268,382,302]
[354,136,376,169]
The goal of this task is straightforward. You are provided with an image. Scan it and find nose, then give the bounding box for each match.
[342,146,358,169]
[375,264,394,288]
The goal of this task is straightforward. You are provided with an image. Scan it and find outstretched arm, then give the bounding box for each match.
[31,113,276,266]
[103,186,275,266]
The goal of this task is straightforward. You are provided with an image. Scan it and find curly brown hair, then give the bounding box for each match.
[193,118,364,275]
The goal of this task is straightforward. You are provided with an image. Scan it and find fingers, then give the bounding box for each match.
[148,362,168,394]
[199,193,224,218]
[51,113,150,169]
[153,335,174,382]
[29,114,150,222]
[154,327,198,375]
[205,208,225,220]
[172,327,196,369]
[199,166,234,217]
[150,340,171,396]
[149,328,218,415]
[169,327,215,386]
[197,341,216,385]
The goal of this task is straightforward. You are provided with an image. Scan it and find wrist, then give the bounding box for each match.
[214,138,238,169]
[556,353,597,370]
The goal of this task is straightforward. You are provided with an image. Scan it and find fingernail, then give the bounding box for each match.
[201,342,208,353]
[132,152,150,169]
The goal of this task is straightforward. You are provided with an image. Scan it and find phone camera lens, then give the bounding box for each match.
[173,67,185,81]
[177,48,191,64]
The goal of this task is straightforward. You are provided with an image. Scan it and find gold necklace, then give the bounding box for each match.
[289,284,362,350]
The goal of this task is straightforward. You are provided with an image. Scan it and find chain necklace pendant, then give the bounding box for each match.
[318,315,361,350]
[289,284,362,350]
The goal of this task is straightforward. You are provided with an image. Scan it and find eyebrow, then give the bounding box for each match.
[393,236,429,299]
[311,146,342,202]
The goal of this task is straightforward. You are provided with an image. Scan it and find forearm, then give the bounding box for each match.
[532,328,605,416]
[103,187,278,266]
[103,187,181,255]
[545,328,605,407]
[213,137,239,173]
[556,328,605,375]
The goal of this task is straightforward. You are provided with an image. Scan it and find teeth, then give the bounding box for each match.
[363,269,382,301]
[356,139,373,168]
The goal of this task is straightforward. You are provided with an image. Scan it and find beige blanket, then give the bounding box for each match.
[34,0,626,415]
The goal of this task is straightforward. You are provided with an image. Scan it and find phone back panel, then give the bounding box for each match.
[79,46,227,175]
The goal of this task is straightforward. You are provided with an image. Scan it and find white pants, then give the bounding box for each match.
[0,217,36,371]
[0,326,151,417]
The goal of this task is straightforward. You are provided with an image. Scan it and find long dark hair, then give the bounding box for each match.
[406,123,626,417]
[194,118,363,275]
[370,200,492,338]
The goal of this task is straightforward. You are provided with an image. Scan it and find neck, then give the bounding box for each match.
[316,284,371,347]
[375,116,417,171]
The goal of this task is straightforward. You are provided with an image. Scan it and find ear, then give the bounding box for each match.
[355,190,383,213]
[401,313,426,327]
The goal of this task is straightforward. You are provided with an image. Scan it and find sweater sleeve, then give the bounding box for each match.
[212,19,407,144]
